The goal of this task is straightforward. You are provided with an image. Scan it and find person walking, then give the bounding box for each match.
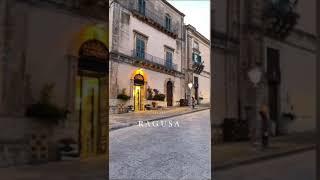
[259,104,270,149]
[192,97,195,109]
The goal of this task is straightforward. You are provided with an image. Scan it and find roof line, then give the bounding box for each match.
[161,0,185,17]
[186,24,210,44]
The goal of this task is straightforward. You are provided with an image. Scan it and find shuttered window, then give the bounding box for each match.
[136,38,145,59]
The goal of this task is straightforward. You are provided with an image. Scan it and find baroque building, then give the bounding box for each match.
[185,24,211,105]
[0,0,108,165]
[109,0,210,114]
[213,0,316,138]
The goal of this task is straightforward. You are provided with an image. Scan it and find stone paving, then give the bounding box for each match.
[109,105,210,130]
[214,150,316,180]
[0,156,107,180]
[213,132,315,170]
[109,110,211,180]
[0,109,315,179]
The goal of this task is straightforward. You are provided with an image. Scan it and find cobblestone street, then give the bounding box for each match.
[0,156,107,180]
[109,106,210,130]
[109,110,211,180]
[213,132,315,170]
[214,150,315,180]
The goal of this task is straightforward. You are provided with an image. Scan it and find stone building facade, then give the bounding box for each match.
[185,25,210,105]
[0,0,108,166]
[109,0,211,113]
[212,0,316,135]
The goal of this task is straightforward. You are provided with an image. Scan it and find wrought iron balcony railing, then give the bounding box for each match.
[192,53,205,74]
[132,49,178,71]
[127,2,179,35]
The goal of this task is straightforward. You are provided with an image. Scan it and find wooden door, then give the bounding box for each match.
[167,81,173,106]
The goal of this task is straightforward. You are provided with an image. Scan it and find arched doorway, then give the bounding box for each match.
[133,73,144,111]
[131,68,147,112]
[167,81,173,106]
[76,39,108,158]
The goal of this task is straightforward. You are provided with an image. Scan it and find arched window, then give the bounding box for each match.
[165,14,171,31]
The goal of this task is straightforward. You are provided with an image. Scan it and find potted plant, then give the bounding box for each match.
[153,94,165,101]
[117,88,130,101]
[153,89,160,96]
[147,87,153,100]
[151,89,165,101]
[25,83,68,124]
[25,83,68,162]
[144,104,152,110]
[151,101,157,108]
[58,138,79,160]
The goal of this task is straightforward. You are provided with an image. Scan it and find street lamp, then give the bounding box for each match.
[247,65,263,146]
[188,82,193,109]
[248,66,263,87]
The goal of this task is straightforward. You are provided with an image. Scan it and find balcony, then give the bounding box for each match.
[192,53,205,74]
[127,2,179,38]
[132,49,178,71]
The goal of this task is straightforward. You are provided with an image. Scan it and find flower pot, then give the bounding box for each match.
[58,143,79,161]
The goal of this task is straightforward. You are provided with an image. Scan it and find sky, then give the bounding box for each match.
[167,0,210,40]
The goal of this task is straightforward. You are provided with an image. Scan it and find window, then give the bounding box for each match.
[165,14,171,31]
[135,36,146,59]
[165,50,173,68]
[138,0,146,15]
[192,52,202,64]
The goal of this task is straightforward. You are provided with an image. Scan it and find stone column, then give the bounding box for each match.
[0,0,11,114]
[239,0,266,145]
[66,55,78,116]
[99,76,108,154]
[109,60,119,98]
[0,0,5,113]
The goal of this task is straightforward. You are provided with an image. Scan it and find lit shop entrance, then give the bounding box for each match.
[131,69,147,112]
[76,39,108,158]
[133,74,144,111]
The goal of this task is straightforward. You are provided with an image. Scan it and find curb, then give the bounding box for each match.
[110,107,210,131]
[214,145,315,171]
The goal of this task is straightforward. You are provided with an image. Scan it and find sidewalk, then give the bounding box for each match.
[109,105,210,130]
[0,156,107,180]
[213,132,315,170]
[0,132,314,179]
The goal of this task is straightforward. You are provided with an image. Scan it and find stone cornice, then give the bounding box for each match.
[292,29,317,42]
[212,30,239,53]
[110,51,184,78]
[212,30,239,45]
[186,24,210,45]
[161,0,185,17]
[131,10,178,39]
[245,23,317,53]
